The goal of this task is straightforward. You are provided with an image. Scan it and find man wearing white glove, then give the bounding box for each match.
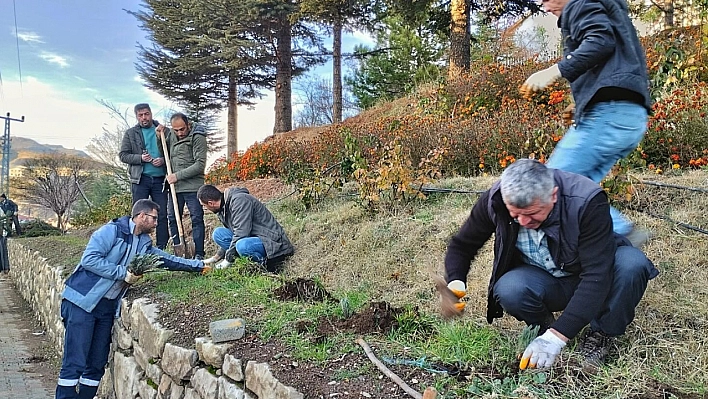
[443,160,657,370]
[521,0,653,249]
[520,330,567,370]
[198,184,294,273]
[56,200,207,399]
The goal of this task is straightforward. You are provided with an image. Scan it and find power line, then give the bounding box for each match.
[13,0,23,94]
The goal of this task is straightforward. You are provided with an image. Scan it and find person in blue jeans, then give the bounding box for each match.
[55,199,205,399]
[156,112,208,260]
[442,159,658,370]
[119,103,169,249]
[520,0,652,247]
[197,184,294,272]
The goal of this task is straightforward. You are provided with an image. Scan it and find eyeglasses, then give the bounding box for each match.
[142,213,158,222]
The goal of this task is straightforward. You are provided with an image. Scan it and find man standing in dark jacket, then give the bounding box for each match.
[0,193,21,236]
[197,184,294,272]
[442,159,657,370]
[157,112,208,260]
[520,0,652,247]
[119,103,169,249]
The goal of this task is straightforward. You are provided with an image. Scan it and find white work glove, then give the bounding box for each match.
[519,330,567,370]
[204,248,226,265]
[436,279,467,319]
[215,259,231,270]
[520,64,562,94]
[124,271,143,285]
[203,255,222,265]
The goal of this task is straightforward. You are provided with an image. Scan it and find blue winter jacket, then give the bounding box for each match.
[557,0,651,119]
[63,216,203,313]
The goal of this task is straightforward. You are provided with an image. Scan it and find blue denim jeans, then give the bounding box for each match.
[493,246,658,336]
[546,101,648,235]
[167,192,205,257]
[130,174,168,249]
[212,227,266,263]
[56,298,120,399]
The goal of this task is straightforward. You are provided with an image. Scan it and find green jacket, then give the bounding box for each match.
[164,124,208,193]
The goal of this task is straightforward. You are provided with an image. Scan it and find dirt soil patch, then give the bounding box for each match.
[132,277,442,398]
[274,278,336,303]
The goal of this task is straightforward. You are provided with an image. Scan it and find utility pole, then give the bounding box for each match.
[0,112,25,196]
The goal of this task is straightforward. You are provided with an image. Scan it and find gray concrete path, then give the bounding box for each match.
[0,275,53,399]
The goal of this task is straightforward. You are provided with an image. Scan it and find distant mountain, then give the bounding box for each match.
[9,137,91,167]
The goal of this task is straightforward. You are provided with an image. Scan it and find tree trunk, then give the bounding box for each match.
[449,0,470,79]
[56,212,64,231]
[332,19,343,124]
[664,0,674,28]
[274,18,293,134]
[227,71,238,159]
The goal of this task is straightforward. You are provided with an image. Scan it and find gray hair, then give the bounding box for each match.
[132,199,159,218]
[500,159,555,208]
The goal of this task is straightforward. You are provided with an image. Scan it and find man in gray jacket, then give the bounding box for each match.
[157,112,208,260]
[118,103,169,249]
[197,184,294,272]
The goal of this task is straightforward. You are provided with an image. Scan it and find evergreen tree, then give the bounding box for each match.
[130,0,323,155]
[299,0,374,123]
[346,14,446,108]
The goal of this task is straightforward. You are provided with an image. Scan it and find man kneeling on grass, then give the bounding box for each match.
[197,184,294,272]
[440,159,658,370]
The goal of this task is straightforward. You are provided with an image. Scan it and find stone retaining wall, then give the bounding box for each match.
[7,240,303,399]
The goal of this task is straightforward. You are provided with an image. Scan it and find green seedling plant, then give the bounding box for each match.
[128,253,164,275]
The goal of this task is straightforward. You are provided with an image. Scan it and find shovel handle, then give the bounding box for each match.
[158,129,191,258]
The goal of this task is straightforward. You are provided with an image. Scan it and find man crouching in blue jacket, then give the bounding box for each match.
[56,199,206,399]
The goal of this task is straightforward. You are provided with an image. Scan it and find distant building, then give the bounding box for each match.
[508,1,705,60]
[510,11,651,61]
[9,165,27,178]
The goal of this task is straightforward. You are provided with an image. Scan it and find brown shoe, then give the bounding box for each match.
[578,330,615,370]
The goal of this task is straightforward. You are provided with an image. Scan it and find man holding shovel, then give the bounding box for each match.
[156,112,207,260]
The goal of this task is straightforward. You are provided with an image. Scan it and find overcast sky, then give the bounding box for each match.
[0,0,373,161]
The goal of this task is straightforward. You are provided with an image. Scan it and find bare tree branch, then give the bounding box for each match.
[16,154,94,230]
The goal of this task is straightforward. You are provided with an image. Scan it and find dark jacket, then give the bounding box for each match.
[557,0,651,119]
[119,121,165,184]
[63,216,203,313]
[163,124,207,193]
[0,198,17,214]
[219,188,294,260]
[445,169,626,339]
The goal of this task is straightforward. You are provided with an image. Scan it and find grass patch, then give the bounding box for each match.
[17,235,88,275]
[26,170,708,398]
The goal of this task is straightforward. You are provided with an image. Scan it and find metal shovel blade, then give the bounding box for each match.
[173,243,186,258]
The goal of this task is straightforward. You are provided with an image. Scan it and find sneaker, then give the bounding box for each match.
[624,228,652,249]
[194,254,204,261]
[578,329,615,370]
